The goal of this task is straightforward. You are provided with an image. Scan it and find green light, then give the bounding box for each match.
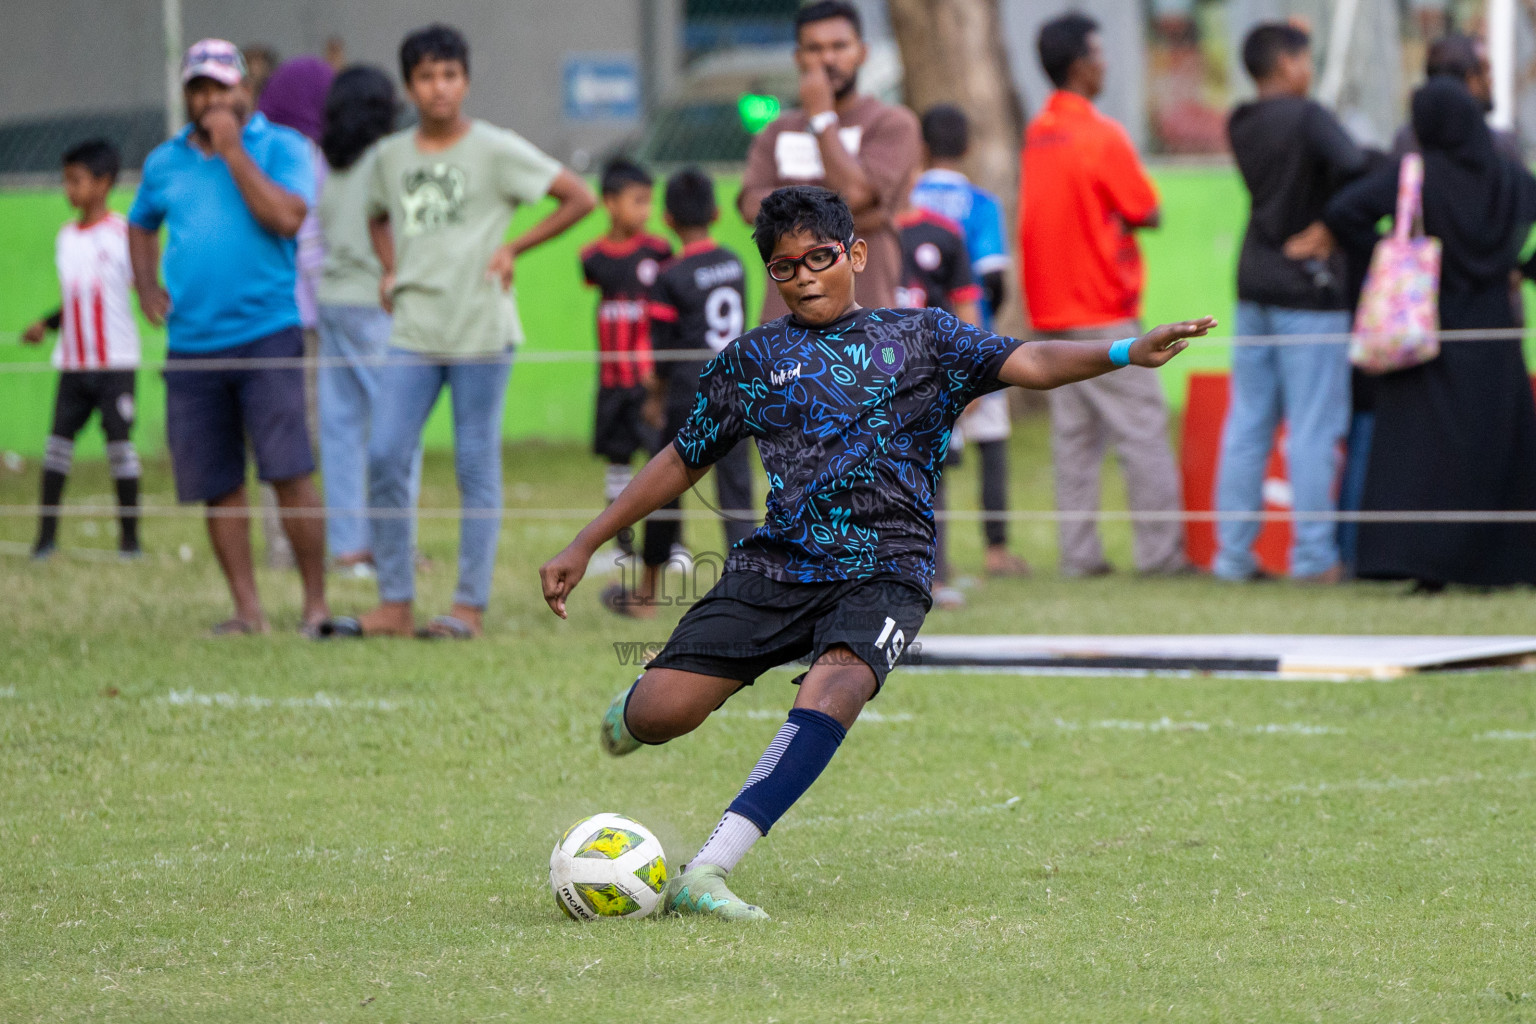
[738,93,781,134]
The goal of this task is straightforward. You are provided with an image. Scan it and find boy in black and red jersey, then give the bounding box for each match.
[896,206,982,607]
[895,206,982,323]
[605,168,753,616]
[20,139,143,561]
[579,159,673,555]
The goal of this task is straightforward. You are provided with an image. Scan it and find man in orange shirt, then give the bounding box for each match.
[1020,12,1187,577]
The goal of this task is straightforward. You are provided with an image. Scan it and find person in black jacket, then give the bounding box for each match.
[1324,78,1536,590]
[1212,22,1371,584]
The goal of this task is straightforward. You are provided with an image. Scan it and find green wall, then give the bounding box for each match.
[0,169,1243,459]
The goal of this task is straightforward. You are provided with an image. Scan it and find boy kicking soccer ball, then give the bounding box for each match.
[539,185,1214,921]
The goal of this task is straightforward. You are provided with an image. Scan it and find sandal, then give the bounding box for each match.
[314,616,366,639]
[984,551,1033,578]
[599,582,653,619]
[417,614,478,640]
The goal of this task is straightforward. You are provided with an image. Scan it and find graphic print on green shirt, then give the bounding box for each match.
[399,164,469,236]
[367,120,562,356]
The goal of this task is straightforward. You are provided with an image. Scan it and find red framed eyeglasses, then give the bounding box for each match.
[766,240,851,282]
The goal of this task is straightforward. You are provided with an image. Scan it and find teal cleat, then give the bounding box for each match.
[664,864,770,921]
[600,688,642,757]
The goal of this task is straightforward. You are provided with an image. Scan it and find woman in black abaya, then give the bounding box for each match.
[1324,77,1536,588]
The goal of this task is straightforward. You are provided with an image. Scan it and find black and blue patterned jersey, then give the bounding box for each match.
[671,305,1025,588]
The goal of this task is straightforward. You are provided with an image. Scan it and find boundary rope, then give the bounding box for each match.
[4,504,1536,524]
[0,327,1534,373]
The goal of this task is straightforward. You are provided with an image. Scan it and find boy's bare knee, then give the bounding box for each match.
[626,668,739,744]
[623,686,671,744]
[625,672,693,743]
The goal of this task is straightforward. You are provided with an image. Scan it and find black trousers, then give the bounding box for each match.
[933,438,1010,580]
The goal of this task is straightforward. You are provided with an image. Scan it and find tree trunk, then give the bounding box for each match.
[886,0,1036,396]
[886,0,1023,212]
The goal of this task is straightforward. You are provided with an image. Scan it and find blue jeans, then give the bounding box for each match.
[1214,302,1350,579]
[316,305,421,558]
[369,347,512,608]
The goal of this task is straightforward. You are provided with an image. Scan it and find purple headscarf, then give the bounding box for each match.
[257,56,334,143]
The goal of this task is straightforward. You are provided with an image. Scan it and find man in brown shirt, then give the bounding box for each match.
[739,0,920,323]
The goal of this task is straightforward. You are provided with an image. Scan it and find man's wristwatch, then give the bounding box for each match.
[808,110,840,135]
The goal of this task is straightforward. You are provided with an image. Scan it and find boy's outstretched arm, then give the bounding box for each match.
[996,317,1217,390]
[539,445,709,618]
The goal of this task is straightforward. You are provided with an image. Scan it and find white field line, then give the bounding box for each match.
[1475,730,1536,740]
[1082,717,1211,732]
[1247,722,1346,735]
[151,688,409,712]
[0,685,15,698]
[905,665,1364,683]
[1052,717,1342,735]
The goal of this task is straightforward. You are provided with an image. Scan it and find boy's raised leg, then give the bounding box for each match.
[603,667,743,756]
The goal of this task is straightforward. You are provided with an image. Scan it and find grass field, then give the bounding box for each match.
[4,427,1536,1021]
[0,167,1248,461]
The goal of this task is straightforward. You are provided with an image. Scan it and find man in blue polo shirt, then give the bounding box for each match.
[129,39,329,636]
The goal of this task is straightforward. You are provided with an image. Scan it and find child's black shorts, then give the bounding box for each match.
[645,569,931,696]
[52,369,136,442]
[593,385,654,462]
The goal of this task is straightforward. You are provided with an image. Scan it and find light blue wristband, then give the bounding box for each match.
[1108,337,1135,367]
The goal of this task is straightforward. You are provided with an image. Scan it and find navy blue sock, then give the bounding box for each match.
[727,707,847,835]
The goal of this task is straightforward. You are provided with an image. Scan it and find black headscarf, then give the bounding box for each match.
[1412,76,1536,281]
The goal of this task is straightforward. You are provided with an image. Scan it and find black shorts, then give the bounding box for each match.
[51,369,136,442]
[646,570,931,695]
[593,385,654,463]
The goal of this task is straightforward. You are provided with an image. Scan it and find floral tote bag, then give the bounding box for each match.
[1350,153,1441,374]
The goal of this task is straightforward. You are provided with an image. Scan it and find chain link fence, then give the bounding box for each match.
[0,108,164,177]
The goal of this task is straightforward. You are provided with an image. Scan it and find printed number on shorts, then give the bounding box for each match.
[874,615,906,670]
[705,287,744,352]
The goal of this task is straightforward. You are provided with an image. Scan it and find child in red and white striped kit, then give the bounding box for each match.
[21,138,143,559]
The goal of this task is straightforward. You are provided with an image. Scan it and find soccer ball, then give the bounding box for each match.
[550,812,668,921]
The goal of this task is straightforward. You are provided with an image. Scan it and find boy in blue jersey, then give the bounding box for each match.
[909,105,1010,327]
[539,186,1213,920]
[910,103,1032,577]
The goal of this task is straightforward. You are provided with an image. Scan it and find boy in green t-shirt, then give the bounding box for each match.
[321,24,595,641]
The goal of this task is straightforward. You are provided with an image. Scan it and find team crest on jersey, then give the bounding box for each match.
[637,258,659,287]
[872,338,905,374]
